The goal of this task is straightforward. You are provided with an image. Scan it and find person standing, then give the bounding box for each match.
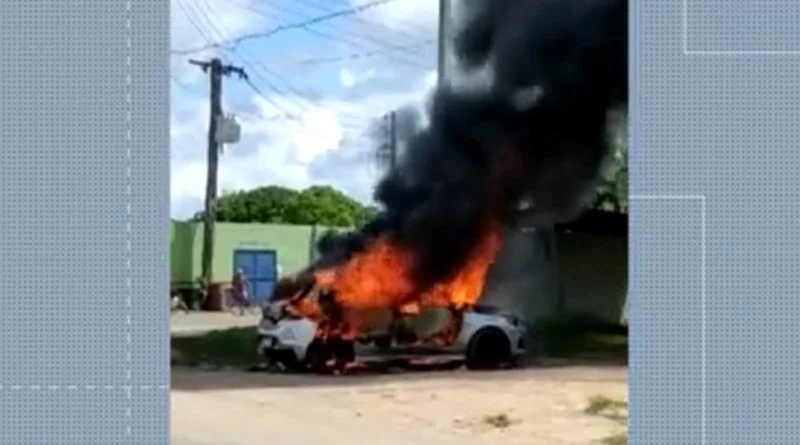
[230,268,251,315]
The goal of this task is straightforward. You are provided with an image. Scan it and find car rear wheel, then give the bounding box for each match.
[465,327,512,370]
[373,335,392,351]
[280,353,306,372]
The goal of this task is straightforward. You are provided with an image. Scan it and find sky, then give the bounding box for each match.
[170,0,441,218]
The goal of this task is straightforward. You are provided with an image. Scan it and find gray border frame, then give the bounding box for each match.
[0,0,169,443]
[632,1,800,443]
[4,0,800,443]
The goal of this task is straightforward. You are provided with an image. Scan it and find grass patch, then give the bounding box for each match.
[585,395,628,445]
[481,412,516,429]
[584,395,628,423]
[533,318,627,360]
[171,326,258,368]
[599,432,628,445]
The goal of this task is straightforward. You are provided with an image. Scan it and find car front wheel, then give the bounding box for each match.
[465,327,512,370]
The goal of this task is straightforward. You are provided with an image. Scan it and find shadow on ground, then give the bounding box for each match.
[171,363,627,392]
[170,325,627,392]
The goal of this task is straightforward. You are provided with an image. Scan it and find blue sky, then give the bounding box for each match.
[170,0,440,218]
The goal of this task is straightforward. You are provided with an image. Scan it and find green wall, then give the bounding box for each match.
[170,222,197,282]
[170,221,628,323]
[170,221,338,283]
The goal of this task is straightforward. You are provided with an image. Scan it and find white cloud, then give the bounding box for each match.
[170,0,441,218]
[350,0,438,33]
[339,67,382,89]
[339,69,356,87]
[171,68,437,217]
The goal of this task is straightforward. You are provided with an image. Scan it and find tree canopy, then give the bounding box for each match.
[196,185,376,227]
[592,111,628,213]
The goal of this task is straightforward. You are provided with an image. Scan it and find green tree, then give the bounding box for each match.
[200,185,373,227]
[593,112,628,213]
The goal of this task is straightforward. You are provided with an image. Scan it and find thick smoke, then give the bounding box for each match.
[315,0,628,290]
[391,105,422,146]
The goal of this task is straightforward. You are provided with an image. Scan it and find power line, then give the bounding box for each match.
[282,39,435,66]
[256,1,430,68]
[171,0,400,55]
[175,0,225,52]
[187,0,303,117]
[293,0,432,42]
[218,0,428,69]
[186,0,375,127]
[229,48,379,128]
[173,0,387,142]
[173,0,425,130]
[184,0,339,123]
[171,74,203,95]
[177,0,314,126]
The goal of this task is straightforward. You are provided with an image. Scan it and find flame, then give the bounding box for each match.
[290,223,502,342]
[318,225,501,311]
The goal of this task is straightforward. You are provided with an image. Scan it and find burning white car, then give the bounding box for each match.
[256,301,527,373]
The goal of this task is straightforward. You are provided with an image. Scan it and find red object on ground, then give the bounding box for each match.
[202,283,226,312]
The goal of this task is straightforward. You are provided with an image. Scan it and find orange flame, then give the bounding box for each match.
[290,223,502,340]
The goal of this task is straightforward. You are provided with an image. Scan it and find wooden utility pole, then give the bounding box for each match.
[388,110,398,171]
[437,0,451,85]
[189,58,247,292]
[308,224,318,263]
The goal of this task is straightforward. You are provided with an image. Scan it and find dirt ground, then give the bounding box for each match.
[172,365,627,445]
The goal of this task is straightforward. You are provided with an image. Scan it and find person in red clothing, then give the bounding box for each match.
[230,268,251,315]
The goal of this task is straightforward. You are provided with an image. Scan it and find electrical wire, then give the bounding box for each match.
[174,0,221,50]
[217,0,428,69]
[186,0,375,129]
[252,1,430,68]
[171,74,202,95]
[171,0,401,55]
[177,0,304,123]
[281,39,434,66]
[292,0,433,42]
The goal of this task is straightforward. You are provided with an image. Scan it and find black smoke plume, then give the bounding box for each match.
[314,0,628,290]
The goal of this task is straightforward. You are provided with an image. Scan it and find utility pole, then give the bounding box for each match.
[437,0,451,86]
[377,111,398,172]
[308,224,318,263]
[388,110,398,171]
[189,58,247,295]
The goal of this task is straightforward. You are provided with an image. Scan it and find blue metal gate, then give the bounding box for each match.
[232,249,277,305]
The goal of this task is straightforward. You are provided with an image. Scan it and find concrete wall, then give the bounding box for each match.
[170,222,336,283]
[481,227,628,326]
[481,227,560,324]
[557,231,628,324]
